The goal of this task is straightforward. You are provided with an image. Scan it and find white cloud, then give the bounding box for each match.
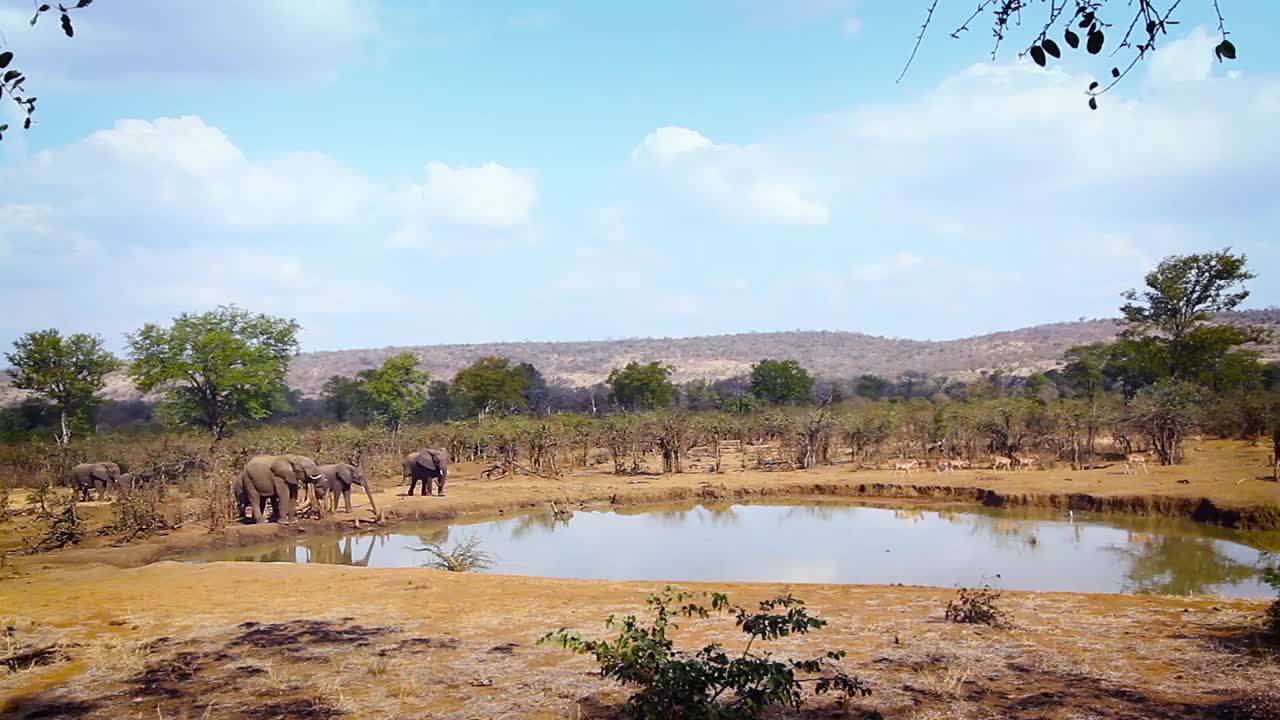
[631,126,829,226]
[853,252,929,281]
[388,161,538,250]
[0,114,533,349]
[1148,27,1217,85]
[839,16,863,37]
[0,0,377,85]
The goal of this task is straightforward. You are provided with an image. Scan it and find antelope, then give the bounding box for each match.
[992,456,1013,472]
[1014,456,1039,472]
[936,458,970,473]
[891,460,919,477]
[1124,453,1150,475]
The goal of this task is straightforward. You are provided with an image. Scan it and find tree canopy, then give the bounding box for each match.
[126,306,300,439]
[749,359,815,406]
[451,356,531,417]
[357,352,429,433]
[5,329,119,445]
[607,362,676,411]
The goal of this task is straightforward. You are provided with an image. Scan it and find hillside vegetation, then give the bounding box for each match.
[3,310,1278,404]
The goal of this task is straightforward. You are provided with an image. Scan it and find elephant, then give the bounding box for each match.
[67,462,122,501]
[236,454,324,524]
[314,463,380,519]
[402,449,449,496]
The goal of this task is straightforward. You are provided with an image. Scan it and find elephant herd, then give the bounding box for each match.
[63,447,452,527]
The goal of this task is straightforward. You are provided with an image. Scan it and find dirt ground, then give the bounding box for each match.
[1,440,1279,719]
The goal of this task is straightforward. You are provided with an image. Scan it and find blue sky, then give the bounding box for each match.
[1,0,1278,353]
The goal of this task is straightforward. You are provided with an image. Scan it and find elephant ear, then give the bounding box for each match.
[90,466,112,483]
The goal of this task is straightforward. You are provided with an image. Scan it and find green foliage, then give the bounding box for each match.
[748,359,815,406]
[608,362,676,411]
[126,306,300,439]
[1263,565,1280,638]
[357,352,429,432]
[321,375,364,423]
[1127,379,1205,465]
[944,583,1007,627]
[5,329,119,445]
[1121,249,1267,382]
[451,356,531,417]
[539,587,871,719]
[854,375,891,400]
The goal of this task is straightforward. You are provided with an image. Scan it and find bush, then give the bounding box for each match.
[103,483,170,542]
[24,490,84,553]
[1264,566,1280,638]
[539,587,873,720]
[945,582,1008,627]
[413,533,495,572]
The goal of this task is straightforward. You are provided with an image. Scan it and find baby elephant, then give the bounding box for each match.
[314,463,380,519]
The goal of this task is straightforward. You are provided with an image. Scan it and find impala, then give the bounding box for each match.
[1124,453,1150,475]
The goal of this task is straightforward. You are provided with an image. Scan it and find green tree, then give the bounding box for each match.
[320,375,364,422]
[424,380,456,422]
[1127,379,1205,465]
[1121,249,1265,382]
[607,362,675,411]
[452,356,530,416]
[748,359,814,406]
[126,306,300,440]
[5,329,119,447]
[855,374,891,400]
[358,352,429,434]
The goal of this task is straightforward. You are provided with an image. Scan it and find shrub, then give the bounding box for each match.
[103,483,170,543]
[944,581,1008,627]
[414,533,495,572]
[1264,566,1280,638]
[539,587,873,720]
[24,490,84,553]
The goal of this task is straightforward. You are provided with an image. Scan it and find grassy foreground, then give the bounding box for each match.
[1,440,1278,718]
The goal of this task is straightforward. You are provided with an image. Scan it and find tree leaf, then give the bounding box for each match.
[1111,67,1120,78]
[1042,39,1061,58]
[1029,45,1046,67]
[1064,29,1079,48]
[0,124,8,133]
[76,0,94,7]
[1078,12,1094,29]
[0,52,11,69]
[1087,30,1104,55]
[1217,39,1237,60]
[38,3,51,11]
[3,70,21,82]
[1088,97,1098,110]
[60,13,74,37]
[1088,81,1099,90]
[24,117,32,129]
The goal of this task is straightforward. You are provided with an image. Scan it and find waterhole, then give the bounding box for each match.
[188,502,1280,598]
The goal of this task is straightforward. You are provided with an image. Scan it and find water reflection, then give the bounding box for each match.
[189,502,1280,598]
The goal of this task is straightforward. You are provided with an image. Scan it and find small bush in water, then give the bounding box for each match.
[539,586,875,720]
[413,533,494,572]
[945,582,1008,627]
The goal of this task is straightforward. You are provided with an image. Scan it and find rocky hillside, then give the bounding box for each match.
[3,310,1278,404]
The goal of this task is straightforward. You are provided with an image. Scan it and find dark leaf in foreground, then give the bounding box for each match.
[1030,45,1047,67]
[1042,38,1061,58]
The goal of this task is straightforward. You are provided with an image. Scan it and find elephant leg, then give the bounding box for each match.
[343,488,353,513]
[407,475,419,496]
[247,486,267,524]
[420,474,432,496]
[275,478,296,524]
[436,472,446,496]
[97,482,107,501]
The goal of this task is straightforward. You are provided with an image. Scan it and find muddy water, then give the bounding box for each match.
[188,502,1280,598]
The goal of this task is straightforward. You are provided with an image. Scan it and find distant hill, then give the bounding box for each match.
[3,310,1278,405]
